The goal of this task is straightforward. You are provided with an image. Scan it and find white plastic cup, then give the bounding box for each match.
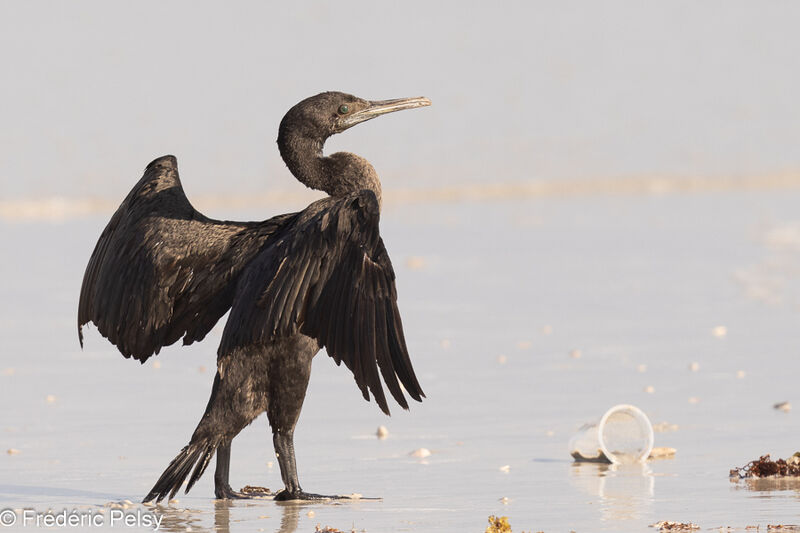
[568,404,654,464]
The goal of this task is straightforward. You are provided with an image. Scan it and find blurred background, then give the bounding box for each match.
[2,1,800,207]
[2,2,800,532]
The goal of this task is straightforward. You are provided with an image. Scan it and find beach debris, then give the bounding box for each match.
[644,385,655,394]
[440,339,451,349]
[499,465,510,473]
[516,340,532,350]
[405,256,426,270]
[499,497,510,505]
[569,349,582,359]
[486,515,511,533]
[736,370,746,379]
[1,368,14,376]
[307,511,315,518]
[650,521,700,531]
[240,485,271,496]
[45,394,56,404]
[649,447,677,459]
[653,422,679,433]
[688,362,700,372]
[767,526,800,531]
[637,364,647,373]
[571,450,611,463]
[409,448,431,458]
[730,453,800,478]
[712,326,727,338]
[6,448,19,455]
[497,355,508,365]
[376,425,389,439]
[105,501,133,510]
[541,325,553,335]
[774,401,791,413]
[315,526,344,533]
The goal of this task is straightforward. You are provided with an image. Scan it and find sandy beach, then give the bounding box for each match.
[2,186,800,531]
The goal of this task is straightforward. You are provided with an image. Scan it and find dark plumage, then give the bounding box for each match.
[78,91,430,502]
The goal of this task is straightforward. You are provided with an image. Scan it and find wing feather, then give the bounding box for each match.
[78,155,294,362]
[221,191,424,414]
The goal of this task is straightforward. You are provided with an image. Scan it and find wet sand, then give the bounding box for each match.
[1,188,800,531]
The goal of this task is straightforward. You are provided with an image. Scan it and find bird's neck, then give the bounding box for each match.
[278,130,382,206]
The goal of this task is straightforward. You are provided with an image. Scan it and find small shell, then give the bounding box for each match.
[376,426,389,439]
[409,448,431,458]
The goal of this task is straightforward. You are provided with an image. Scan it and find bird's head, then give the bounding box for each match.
[279,91,431,141]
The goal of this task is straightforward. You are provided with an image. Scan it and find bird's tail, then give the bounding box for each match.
[142,438,219,503]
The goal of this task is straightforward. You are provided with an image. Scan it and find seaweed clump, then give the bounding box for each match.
[730,453,800,478]
[486,516,512,533]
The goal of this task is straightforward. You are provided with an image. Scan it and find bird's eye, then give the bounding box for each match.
[338,104,349,115]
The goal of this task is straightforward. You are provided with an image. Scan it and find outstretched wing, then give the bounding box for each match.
[220,191,424,414]
[78,155,294,362]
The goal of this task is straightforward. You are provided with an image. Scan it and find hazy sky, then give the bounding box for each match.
[2,1,799,201]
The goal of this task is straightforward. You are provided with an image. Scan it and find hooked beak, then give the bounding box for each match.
[340,96,431,130]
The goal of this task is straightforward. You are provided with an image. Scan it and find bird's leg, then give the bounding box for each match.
[214,441,248,500]
[272,429,341,501]
[268,338,347,501]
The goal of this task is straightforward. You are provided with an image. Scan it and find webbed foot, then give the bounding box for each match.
[274,490,342,501]
[214,484,250,500]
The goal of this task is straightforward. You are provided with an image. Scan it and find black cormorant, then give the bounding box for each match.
[77,92,430,502]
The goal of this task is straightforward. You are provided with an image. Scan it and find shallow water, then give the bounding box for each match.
[2,189,800,532]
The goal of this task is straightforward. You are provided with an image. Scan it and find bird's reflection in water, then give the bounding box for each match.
[570,462,655,521]
[154,498,303,533]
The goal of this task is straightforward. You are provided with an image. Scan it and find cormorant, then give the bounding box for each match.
[77,92,430,502]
